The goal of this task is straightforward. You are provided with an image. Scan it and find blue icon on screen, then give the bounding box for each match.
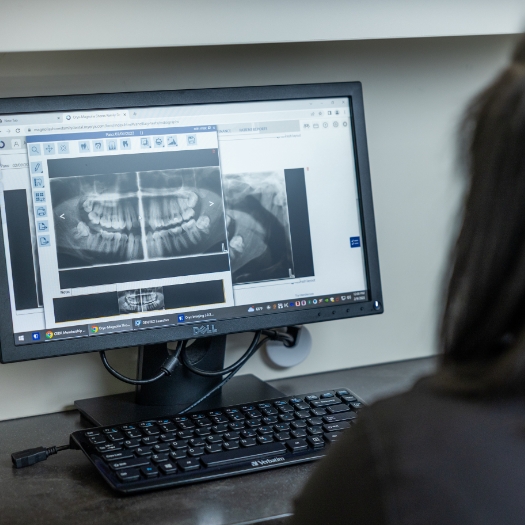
[289,302,295,307]
[31,332,40,341]
[178,315,185,323]
[350,236,361,248]
[134,320,142,327]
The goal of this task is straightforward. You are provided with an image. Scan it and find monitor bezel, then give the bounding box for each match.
[0,82,382,363]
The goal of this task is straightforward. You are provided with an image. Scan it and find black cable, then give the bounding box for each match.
[179,334,269,414]
[12,444,70,468]
[99,340,184,385]
[181,331,262,377]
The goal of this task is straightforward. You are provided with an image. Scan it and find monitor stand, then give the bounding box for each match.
[75,335,285,427]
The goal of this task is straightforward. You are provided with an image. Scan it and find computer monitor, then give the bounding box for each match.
[0,83,382,424]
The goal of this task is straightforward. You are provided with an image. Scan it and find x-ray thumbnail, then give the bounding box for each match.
[139,167,227,259]
[50,173,144,269]
[118,287,165,313]
[223,171,294,284]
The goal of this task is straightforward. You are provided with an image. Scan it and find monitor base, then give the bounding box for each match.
[75,374,284,427]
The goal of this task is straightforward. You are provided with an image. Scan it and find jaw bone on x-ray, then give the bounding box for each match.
[50,167,227,269]
[222,171,295,285]
[118,287,165,314]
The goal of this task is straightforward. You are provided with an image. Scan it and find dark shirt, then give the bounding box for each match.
[291,375,525,524]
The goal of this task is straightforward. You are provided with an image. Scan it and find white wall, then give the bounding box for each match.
[0,34,518,420]
[1,0,523,52]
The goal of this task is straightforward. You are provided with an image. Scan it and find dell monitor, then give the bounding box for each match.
[0,83,382,425]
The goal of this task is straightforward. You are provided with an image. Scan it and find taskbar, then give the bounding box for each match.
[13,290,367,346]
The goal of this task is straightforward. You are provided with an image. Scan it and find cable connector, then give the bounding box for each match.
[11,445,69,468]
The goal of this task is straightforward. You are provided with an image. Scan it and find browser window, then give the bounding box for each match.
[0,98,367,346]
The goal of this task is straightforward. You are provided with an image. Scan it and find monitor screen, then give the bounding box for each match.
[0,83,382,363]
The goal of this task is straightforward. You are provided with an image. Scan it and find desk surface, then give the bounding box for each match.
[0,357,436,525]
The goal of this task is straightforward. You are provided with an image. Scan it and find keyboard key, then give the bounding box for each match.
[84,430,100,437]
[223,441,240,451]
[205,443,223,454]
[103,427,120,434]
[195,418,212,428]
[291,429,307,439]
[336,390,350,397]
[201,442,287,468]
[124,429,142,439]
[278,404,294,413]
[177,430,194,440]
[141,465,159,478]
[141,436,159,445]
[323,422,351,433]
[110,457,151,470]
[274,423,290,433]
[262,416,279,425]
[160,462,178,475]
[206,434,223,444]
[187,447,205,457]
[117,468,140,482]
[159,432,176,442]
[245,410,262,419]
[170,449,187,460]
[310,399,339,408]
[97,443,122,453]
[307,436,325,449]
[89,436,107,445]
[189,438,206,447]
[257,435,274,444]
[310,407,327,417]
[324,432,342,444]
[224,431,240,441]
[212,424,229,433]
[289,398,304,405]
[107,433,124,442]
[153,443,170,453]
[195,427,211,437]
[291,420,307,429]
[135,447,153,456]
[177,458,200,471]
[295,410,311,419]
[240,437,257,447]
[210,415,229,424]
[341,395,357,404]
[261,407,278,416]
[279,413,295,422]
[143,427,160,436]
[293,402,310,411]
[305,395,318,401]
[246,419,262,428]
[286,439,308,453]
[228,422,245,431]
[307,426,323,436]
[306,417,323,427]
[349,401,364,410]
[151,453,169,464]
[123,439,141,449]
[320,392,335,399]
[170,440,188,450]
[326,404,351,414]
[257,426,273,435]
[102,450,134,462]
[274,432,291,441]
[323,412,357,424]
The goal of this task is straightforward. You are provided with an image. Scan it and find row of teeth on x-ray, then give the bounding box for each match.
[72,189,212,258]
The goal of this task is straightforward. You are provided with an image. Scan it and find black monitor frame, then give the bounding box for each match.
[0,82,382,364]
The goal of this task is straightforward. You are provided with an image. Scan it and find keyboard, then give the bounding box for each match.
[70,388,363,494]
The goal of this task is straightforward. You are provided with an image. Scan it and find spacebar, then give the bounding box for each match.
[201,442,287,468]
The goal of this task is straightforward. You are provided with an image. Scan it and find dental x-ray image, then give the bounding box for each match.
[118,287,165,313]
[50,167,228,270]
[139,167,227,259]
[222,171,295,284]
[51,173,144,269]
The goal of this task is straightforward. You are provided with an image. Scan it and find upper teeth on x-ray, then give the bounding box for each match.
[118,287,164,314]
[222,171,295,284]
[50,167,227,270]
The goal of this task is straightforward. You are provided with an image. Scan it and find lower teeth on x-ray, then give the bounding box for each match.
[222,171,295,285]
[50,167,227,270]
[118,287,164,313]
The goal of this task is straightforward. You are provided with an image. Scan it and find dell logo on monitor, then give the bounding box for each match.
[193,325,218,336]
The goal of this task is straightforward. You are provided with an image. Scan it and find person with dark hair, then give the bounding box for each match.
[291,36,525,525]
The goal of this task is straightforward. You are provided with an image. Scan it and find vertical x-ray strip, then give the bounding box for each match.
[222,171,296,285]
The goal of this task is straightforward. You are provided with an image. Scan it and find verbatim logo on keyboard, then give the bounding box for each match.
[193,325,218,336]
[251,456,285,467]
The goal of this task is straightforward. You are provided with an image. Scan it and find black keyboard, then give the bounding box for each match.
[71,388,363,494]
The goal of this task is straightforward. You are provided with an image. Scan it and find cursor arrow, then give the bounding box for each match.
[59,214,65,219]
[209,201,214,206]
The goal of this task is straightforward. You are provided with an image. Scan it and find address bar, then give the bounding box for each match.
[31,119,182,134]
